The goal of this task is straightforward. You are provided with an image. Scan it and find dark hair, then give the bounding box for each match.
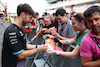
[55,8,66,16]
[73,13,88,29]
[53,18,58,32]
[17,3,35,17]
[73,13,84,22]
[66,12,69,14]
[84,6,100,18]
[38,18,44,21]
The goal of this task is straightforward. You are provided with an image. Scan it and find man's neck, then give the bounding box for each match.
[62,17,68,25]
[14,17,22,29]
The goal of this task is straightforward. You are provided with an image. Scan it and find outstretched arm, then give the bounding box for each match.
[51,30,76,40]
[16,44,47,59]
[48,45,80,59]
[30,30,43,42]
[60,37,76,44]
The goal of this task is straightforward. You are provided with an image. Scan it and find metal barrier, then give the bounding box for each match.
[25,29,82,67]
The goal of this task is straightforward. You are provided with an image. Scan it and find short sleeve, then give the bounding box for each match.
[6,30,24,55]
[67,25,76,38]
[37,26,40,31]
[80,37,93,57]
[75,32,88,46]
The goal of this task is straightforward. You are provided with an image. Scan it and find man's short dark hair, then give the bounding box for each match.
[84,6,100,18]
[38,18,44,21]
[66,12,69,15]
[17,3,35,17]
[55,8,66,16]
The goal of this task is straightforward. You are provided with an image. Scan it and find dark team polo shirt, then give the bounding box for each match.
[2,24,26,67]
[43,22,54,29]
[42,22,54,35]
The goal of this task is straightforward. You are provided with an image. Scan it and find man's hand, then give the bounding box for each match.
[41,28,48,32]
[38,44,47,52]
[51,30,59,37]
[30,37,35,42]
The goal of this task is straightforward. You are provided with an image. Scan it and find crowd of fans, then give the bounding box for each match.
[2,3,100,67]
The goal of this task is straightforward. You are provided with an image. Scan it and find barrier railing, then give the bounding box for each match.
[25,28,82,67]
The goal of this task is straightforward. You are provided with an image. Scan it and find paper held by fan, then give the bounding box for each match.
[45,38,64,52]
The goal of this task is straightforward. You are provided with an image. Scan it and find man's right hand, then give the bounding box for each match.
[51,30,59,37]
[37,44,47,52]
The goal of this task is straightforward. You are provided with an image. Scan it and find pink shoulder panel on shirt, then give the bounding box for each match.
[80,31,100,57]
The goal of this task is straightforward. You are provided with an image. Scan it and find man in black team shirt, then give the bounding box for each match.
[41,17,54,34]
[2,3,47,67]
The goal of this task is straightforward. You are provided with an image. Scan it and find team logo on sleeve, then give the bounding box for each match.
[20,31,23,36]
[9,32,18,45]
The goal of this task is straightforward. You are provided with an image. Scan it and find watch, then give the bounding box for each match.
[36,45,38,48]
[56,51,59,55]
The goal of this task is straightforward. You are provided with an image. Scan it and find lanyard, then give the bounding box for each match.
[76,28,86,39]
[92,37,100,48]
[59,22,67,36]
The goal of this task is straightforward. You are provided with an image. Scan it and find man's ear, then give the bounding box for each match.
[20,12,25,18]
[64,13,67,17]
[81,20,84,24]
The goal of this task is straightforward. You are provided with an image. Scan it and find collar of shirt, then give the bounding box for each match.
[90,31,100,39]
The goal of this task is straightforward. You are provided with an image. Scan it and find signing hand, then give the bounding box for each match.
[38,44,48,52]
[51,30,59,37]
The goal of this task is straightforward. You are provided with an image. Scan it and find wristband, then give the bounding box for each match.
[36,45,39,52]
[36,45,38,48]
[62,40,64,44]
[34,36,36,38]
[56,51,59,55]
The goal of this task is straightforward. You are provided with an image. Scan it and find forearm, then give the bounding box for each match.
[59,45,79,58]
[59,52,76,58]
[36,30,39,34]
[26,44,36,49]
[56,35,76,40]
[56,34,67,40]
[17,48,38,59]
[17,45,47,59]
[60,38,76,44]
[82,60,100,67]
[43,29,51,34]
